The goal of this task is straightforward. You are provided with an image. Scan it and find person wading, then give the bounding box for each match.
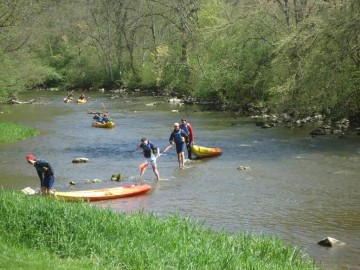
[180,118,194,160]
[165,123,188,168]
[137,137,160,181]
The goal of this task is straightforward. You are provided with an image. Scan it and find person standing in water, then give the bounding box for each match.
[180,118,194,160]
[137,137,160,181]
[165,123,188,168]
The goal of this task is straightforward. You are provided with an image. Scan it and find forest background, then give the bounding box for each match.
[0,0,359,122]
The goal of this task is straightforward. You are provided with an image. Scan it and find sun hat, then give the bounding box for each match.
[26,154,35,160]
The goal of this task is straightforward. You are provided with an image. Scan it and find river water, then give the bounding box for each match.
[0,91,359,269]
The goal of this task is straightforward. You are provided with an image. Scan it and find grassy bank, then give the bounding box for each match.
[0,122,38,143]
[0,191,319,270]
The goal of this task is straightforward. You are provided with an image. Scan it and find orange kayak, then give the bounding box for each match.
[191,144,222,158]
[55,184,151,201]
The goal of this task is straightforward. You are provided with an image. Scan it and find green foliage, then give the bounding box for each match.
[0,0,359,122]
[269,0,360,119]
[0,122,38,143]
[194,5,274,108]
[0,191,319,270]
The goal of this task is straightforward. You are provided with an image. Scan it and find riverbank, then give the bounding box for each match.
[0,191,319,270]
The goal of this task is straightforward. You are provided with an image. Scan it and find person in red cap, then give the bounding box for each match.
[180,118,194,160]
[26,154,55,195]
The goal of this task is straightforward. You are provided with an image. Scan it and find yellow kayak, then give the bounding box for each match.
[76,98,87,104]
[92,121,116,128]
[191,144,222,158]
[55,184,151,202]
[63,97,73,103]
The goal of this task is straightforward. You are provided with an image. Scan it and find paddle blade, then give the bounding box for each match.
[138,162,148,170]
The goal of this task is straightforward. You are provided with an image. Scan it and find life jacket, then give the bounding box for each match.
[180,123,189,135]
[142,142,154,158]
[173,130,185,144]
[94,115,103,122]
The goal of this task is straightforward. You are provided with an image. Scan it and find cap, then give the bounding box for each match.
[174,122,179,127]
[26,154,35,160]
[141,137,147,142]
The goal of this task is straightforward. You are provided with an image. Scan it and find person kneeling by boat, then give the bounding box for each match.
[26,154,56,196]
[137,137,160,181]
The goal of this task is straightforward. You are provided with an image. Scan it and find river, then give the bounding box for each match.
[0,91,359,269]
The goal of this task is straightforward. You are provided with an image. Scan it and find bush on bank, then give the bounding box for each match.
[0,191,319,270]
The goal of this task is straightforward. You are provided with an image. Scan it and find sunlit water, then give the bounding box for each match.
[0,91,359,269]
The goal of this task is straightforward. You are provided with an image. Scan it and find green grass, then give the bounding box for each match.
[0,122,38,143]
[0,191,320,270]
[0,238,98,270]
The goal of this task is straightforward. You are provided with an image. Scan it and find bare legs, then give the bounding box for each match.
[177,152,185,168]
[140,165,160,181]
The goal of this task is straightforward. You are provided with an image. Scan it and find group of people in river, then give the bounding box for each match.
[136,118,195,181]
[26,116,195,195]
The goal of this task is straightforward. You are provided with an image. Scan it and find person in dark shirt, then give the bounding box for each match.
[167,123,188,168]
[180,118,194,160]
[26,154,55,195]
[136,137,160,180]
[93,113,103,124]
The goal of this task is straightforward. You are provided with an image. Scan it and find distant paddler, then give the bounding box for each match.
[63,90,74,103]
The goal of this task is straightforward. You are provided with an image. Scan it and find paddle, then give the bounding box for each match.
[101,102,113,122]
[78,88,87,100]
[138,144,173,171]
[63,90,74,101]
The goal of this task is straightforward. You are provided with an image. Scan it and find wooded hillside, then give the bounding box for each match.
[1,0,359,121]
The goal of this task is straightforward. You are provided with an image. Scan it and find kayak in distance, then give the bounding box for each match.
[63,97,73,103]
[55,184,152,202]
[76,98,87,104]
[191,144,222,158]
[92,122,116,128]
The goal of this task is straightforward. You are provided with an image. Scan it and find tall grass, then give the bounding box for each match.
[0,122,38,143]
[0,191,320,270]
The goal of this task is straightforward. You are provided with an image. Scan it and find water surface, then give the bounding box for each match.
[0,91,359,269]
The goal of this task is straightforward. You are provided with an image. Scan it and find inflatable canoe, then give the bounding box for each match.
[63,98,73,103]
[92,121,116,128]
[76,98,87,104]
[55,184,151,201]
[191,144,222,158]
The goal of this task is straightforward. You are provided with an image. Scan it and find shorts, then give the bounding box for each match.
[43,176,55,189]
[144,157,157,167]
[176,143,186,154]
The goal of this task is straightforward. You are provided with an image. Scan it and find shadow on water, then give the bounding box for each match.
[0,91,359,269]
